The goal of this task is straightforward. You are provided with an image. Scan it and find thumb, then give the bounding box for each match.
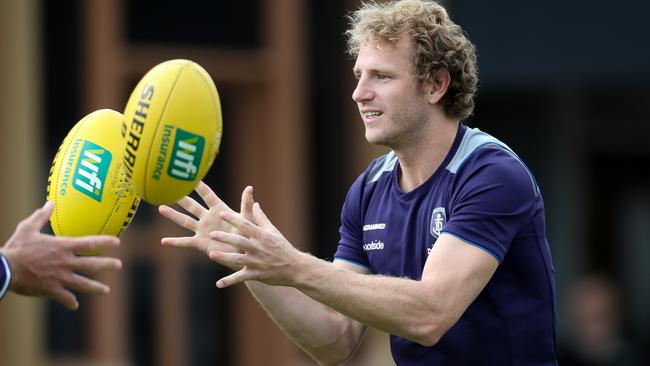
[240,186,254,221]
[252,202,280,234]
[29,201,54,229]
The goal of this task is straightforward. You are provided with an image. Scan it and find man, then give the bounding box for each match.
[558,274,642,365]
[0,201,122,310]
[159,0,558,364]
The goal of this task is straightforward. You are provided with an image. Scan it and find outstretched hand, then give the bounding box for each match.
[159,181,256,269]
[208,197,307,289]
[1,201,122,310]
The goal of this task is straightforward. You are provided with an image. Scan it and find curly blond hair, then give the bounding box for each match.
[346,0,478,120]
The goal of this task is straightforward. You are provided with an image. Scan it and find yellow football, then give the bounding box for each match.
[47,109,141,239]
[122,59,223,205]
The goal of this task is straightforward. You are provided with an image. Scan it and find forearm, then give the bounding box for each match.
[206,189,498,349]
[246,280,365,364]
[294,255,453,346]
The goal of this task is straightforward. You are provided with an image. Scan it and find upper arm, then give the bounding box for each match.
[415,149,536,339]
[335,172,371,269]
[420,233,499,334]
[444,148,538,261]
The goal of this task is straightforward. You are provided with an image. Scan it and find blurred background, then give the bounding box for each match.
[0,0,649,365]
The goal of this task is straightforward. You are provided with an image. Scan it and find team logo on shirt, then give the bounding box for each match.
[430,207,447,238]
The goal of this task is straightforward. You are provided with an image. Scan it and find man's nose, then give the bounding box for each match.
[352,78,373,103]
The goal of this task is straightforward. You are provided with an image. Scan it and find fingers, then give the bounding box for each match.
[70,255,122,274]
[158,205,198,232]
[240,186,254,221]
[195,181,223,207]
[210,265,253,288]
[64,235,120,253]
[161,236,205,250]
[62,272,110,295]
[252,202,280,234]
[177,196,207,218]
[25,201,55,230]
[51,287,79,311]
[52,272,110,310]
[206,241,243,255]
[210,231,255,252]
[219,211,261,238]
[208,250,247,268]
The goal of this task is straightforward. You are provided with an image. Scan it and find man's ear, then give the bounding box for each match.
[423,68,451,104]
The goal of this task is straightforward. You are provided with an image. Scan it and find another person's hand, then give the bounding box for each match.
[0,201,122,310]
[159,181,254,269]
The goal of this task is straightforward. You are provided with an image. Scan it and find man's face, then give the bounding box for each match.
[352,36,430,148]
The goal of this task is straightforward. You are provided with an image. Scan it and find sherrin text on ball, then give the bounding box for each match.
[122,59,223,205]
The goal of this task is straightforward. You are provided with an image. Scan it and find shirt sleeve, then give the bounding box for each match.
[334,171,371,268]
[442,147,538,262]
[0,254,11,300]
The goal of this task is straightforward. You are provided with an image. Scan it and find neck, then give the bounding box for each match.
[394,119,459,192]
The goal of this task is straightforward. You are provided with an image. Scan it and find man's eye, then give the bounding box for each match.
[377,74,390,80]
